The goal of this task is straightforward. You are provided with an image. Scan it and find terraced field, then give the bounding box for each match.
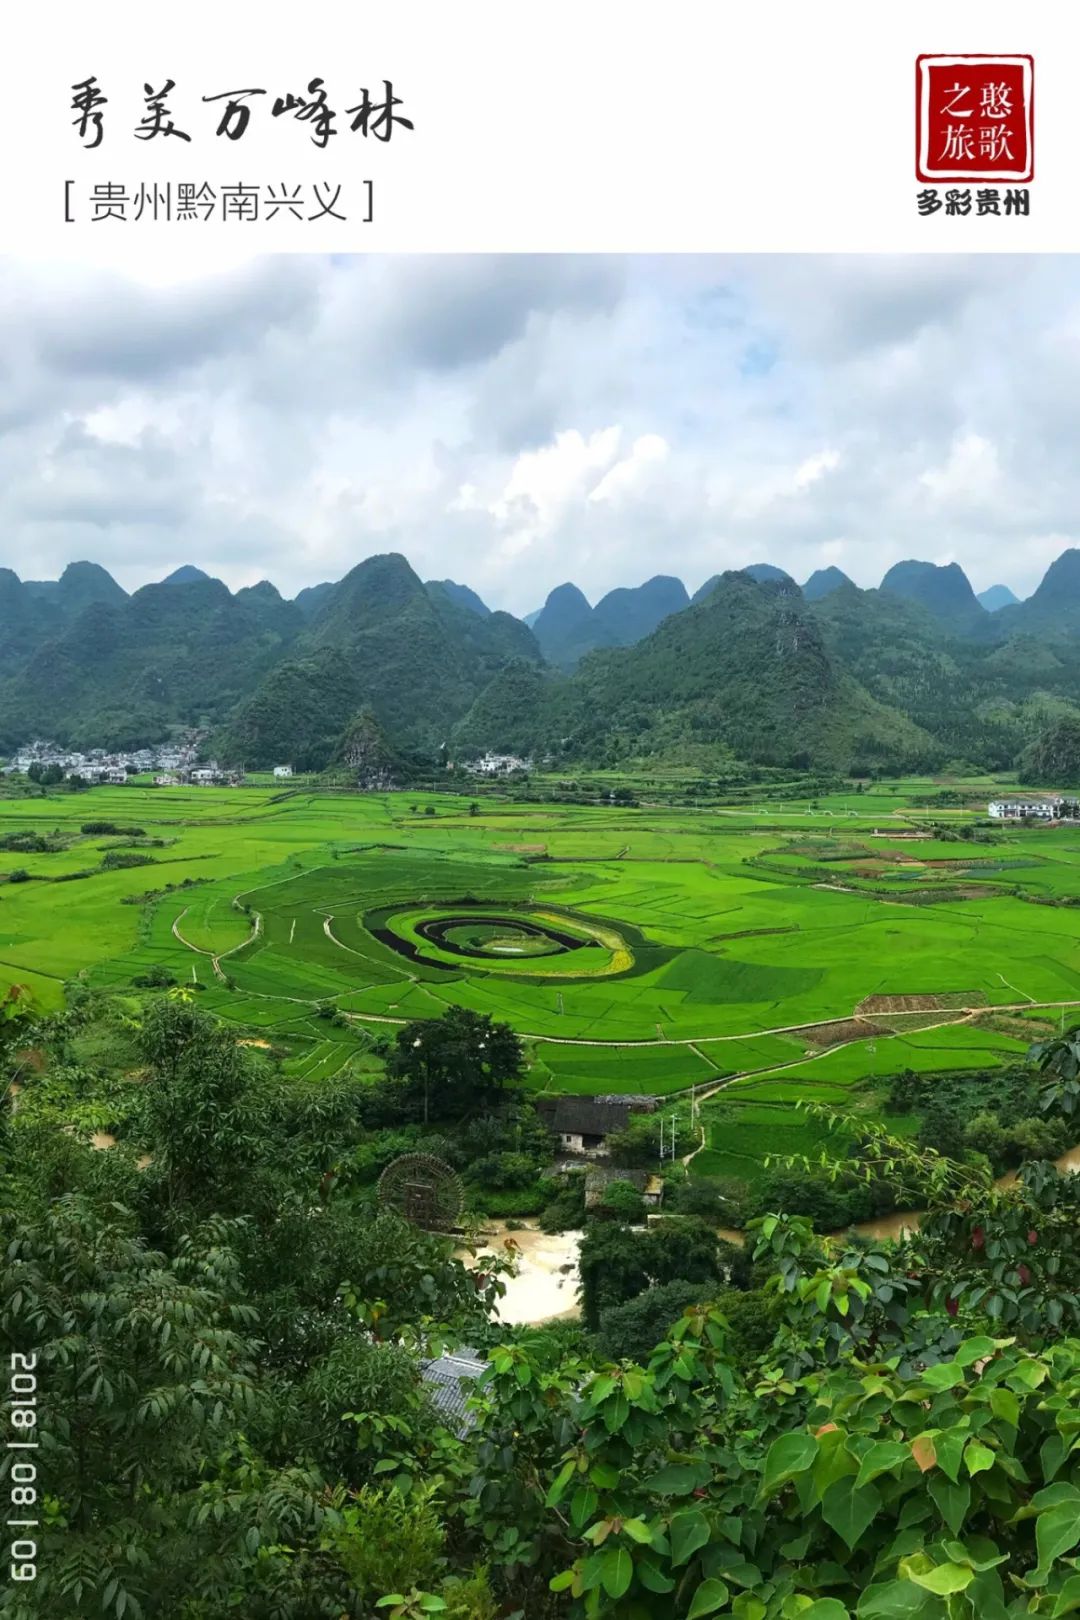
[0,775,1077,1167]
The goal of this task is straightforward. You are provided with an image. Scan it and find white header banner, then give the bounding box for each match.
[3,0,1077,257]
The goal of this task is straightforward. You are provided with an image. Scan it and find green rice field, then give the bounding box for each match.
[1,774,1076,1169]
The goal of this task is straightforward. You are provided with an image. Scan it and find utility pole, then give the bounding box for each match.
[413,1036,428,1126]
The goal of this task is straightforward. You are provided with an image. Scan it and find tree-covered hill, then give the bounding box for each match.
[6,545,1080,776]
[563,572,940,771]
[0,576,305,751]
[532,576,691,669]
[810,584,1080,769]
[880,559,987,634]
[220,554,544,768]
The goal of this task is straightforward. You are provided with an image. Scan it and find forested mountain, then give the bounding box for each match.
[527,582,595,668]
[992,548,1080,637]
[562,572,938,770]
[880,558,987,632]
[221,554,543,768]
[293,581,336,619]
[2,546,1080,775]
[459,573,937,771]
[691,563,793,605]
[426,579,492,617]
[802,564,853,600]
[0,561,127,670]
[810,581,1080,768]
[978,582,1020,611]
[591,574,690,647]
[0,575,305,750]
[531,576,690,668]
[161,564,212,585]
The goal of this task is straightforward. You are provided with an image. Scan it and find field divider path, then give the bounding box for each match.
[171,906,261,981]
[341,996,1074,1101]
[341,996,1076,1046]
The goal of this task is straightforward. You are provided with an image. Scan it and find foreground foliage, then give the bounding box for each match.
[2,998,1080,1617]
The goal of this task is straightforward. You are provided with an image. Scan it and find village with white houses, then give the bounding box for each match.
[987,795,1080,821]
[2,739,250,786]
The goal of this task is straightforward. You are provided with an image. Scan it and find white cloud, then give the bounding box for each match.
[919,432,1002,509]
[794,449,841,490]
[1,253,1079,606]
[589,433,669,504]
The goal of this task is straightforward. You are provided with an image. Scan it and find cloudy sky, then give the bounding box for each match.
[2,252,1076,613]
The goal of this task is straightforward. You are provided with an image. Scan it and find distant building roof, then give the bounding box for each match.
[582,1166,667,1207]
[585,1165,650,1191]
[537,1094,657,1138]
[419,1347,487,1435]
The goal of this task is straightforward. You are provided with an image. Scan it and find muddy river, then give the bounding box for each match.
[469,1144,1080,1325]
[465,1224,583,1324]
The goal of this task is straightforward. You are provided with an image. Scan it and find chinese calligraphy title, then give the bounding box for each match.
[71,76,413,149]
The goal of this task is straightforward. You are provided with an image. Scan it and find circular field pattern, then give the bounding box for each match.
[367,899,635,978]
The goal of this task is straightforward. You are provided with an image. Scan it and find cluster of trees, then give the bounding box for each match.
[350,1006,565,1216]
[889,1064,1075,1175]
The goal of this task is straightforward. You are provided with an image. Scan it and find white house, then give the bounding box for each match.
[988,797,1076,820]
[273,765,293,778]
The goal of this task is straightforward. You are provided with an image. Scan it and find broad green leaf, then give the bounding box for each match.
[762,1431,819,1497]
[942,1536,1008,1571]
[812,1427,859,1501]
[821,1476,882,1551]
[904,1560,974,1595]
[732,1598,767,1620]
[1011,1483,1080,1523]
[546,1460,575,1506]
[967,1569,1010,1620]
[621,1517,653,1545]
[702,1548,760,1586]
[929,1476,971,1536]
[780,1530,813,1559]
[600,1546,633,1601]
[857,1579,937,1618]
[636,1558,675,1594]
[602,1392,630,1432]
[1049,1573,1080,1617]
[956,1336,998,1367]
[1034,1501,1080,1581]
[989,1388,1019,1429]
[921,1362,965,1391]
[1006,1359,1049,1392]
[687,1578,731,1618]
[855,1441,910,1488]
[964,1442,995,1477]
[1042,1434,1070,1483]
[800,1603,852,1620]
[933,1427,967,1485]
[570,1486,598,1529]
[670,1507,711,1567]
[642,1463,700,1495]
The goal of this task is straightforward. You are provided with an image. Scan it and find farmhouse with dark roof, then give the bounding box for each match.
[536,1093,657,1157]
